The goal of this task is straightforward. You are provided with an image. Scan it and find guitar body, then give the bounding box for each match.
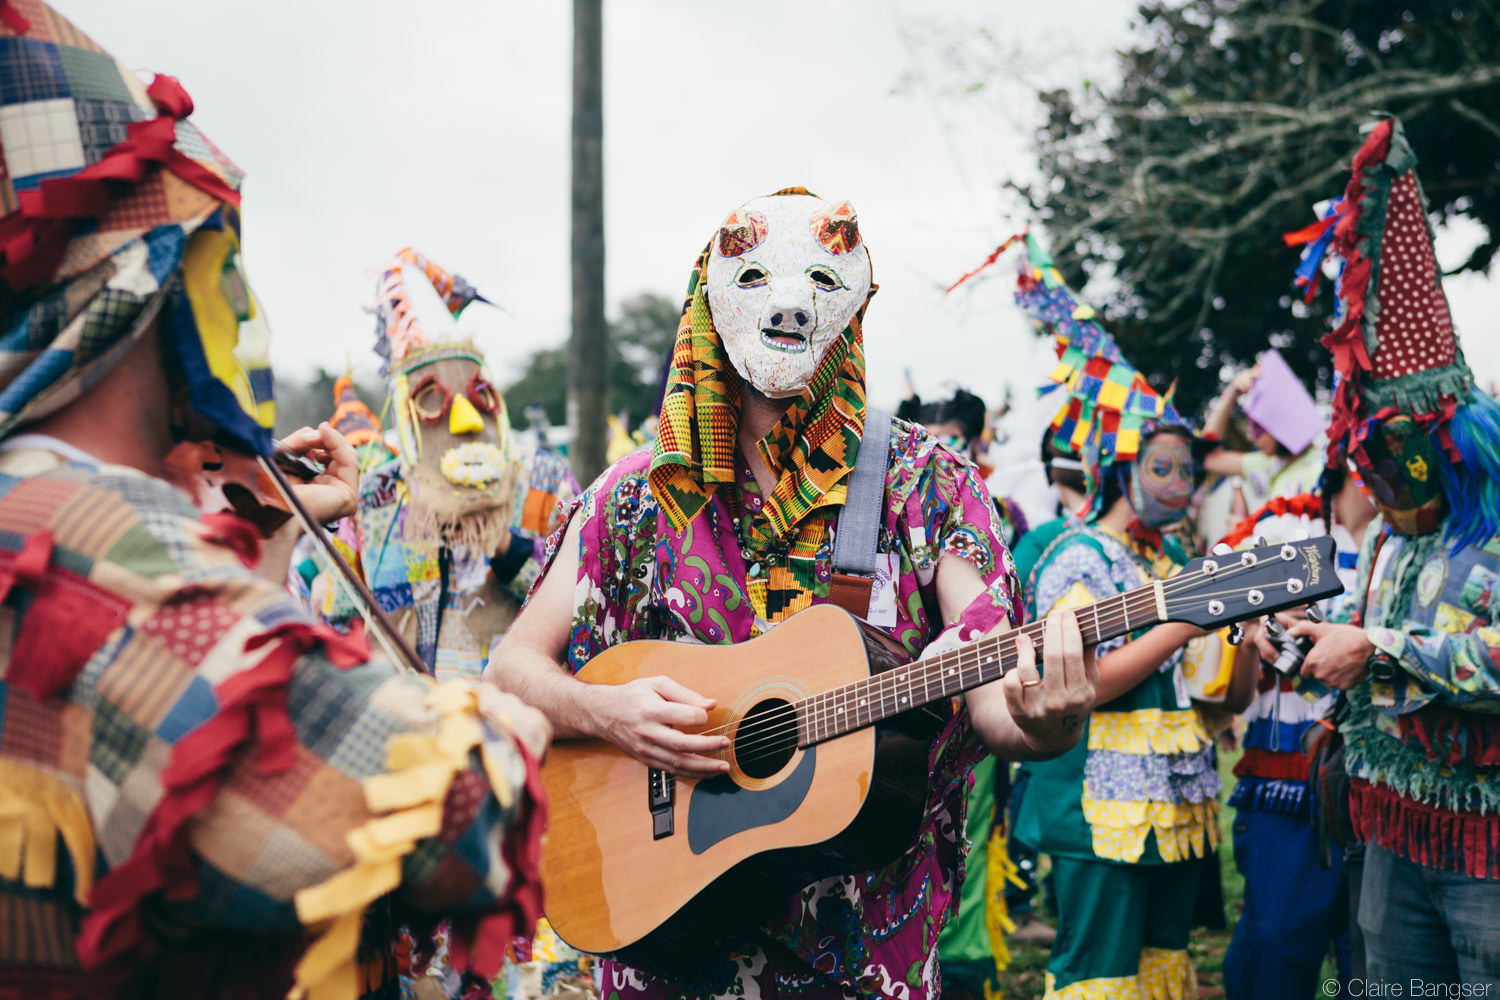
[541,604,938,966]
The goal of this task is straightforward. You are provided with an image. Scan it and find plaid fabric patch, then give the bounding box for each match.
[54,46,130,103]
[72,98,140,164]
[0,38,68,105]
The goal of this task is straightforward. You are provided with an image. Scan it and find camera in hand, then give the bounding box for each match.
[1262,607,1323,677]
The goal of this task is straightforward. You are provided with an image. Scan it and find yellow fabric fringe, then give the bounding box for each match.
[982,812,1026,999]
[1042,947,1195,1000]
[1079,793,1218,864]
[1086,709,1208,756]
[0,759,95,905]
[289,680,515,1000]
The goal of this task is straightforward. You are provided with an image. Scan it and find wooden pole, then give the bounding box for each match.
[569,0,607,483]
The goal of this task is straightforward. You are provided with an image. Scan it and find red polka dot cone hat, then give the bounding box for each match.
[1287,116,1473,462]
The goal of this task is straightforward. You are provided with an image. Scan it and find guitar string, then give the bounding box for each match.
[714,569,1302,767]
[684,553,1298,760]
[708,575,1308,773]
[716,572,1300,768]
[683,551,1278,747]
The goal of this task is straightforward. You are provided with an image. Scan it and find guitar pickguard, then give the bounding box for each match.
[686,747,817,855]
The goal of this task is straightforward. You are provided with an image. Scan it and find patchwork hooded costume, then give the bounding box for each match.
[0,11,544,999]
[544,189,1020,999]
[999,235,1217,1000]
[307,249,578,681]
[1291,117,1500,879]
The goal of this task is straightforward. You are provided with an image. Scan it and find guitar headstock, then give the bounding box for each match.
[1165,537,1343,629]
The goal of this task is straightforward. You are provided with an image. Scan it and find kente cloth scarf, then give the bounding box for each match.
[649,190,872,617]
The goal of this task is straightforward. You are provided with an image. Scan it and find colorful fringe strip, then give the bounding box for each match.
[1044,947,1196,1000]
[1080,796,1219,864]
[1087,709,1209,756]
[1228,777,1311,817]
[1349,777,1500,879]
[1398,704,1500,768]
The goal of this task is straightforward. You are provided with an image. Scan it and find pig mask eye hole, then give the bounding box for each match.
[735,264,768,288]
[807,267,843,291]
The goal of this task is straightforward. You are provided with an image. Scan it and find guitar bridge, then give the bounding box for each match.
[648,767,674,839]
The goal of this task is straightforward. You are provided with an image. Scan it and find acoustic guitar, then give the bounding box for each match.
[541,537,1341,966]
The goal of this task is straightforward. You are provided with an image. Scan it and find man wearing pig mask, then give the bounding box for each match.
[489,189,1098,998]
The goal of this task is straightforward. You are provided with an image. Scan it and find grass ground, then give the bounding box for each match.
[997,749,1250,1000]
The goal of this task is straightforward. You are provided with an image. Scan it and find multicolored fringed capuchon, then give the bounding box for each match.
[950,232,1184,520]
[301,250,579,680]
[1289,116,1500,878]
[0,8,546,998]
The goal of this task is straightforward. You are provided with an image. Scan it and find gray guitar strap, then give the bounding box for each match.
[828,407,892,619]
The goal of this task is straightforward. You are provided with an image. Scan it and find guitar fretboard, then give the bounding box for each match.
[794,579,1167,746]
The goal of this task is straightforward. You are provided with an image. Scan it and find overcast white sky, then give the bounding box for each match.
[58,0,1500,416]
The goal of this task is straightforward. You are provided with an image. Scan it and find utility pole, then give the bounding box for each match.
[569,0,607,483]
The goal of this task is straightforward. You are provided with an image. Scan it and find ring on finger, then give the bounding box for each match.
[1020,678,1043,688]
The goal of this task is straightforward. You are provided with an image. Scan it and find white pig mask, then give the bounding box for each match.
[704,193,872,398]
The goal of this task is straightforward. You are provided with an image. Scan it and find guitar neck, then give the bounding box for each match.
[796,580,1167,746]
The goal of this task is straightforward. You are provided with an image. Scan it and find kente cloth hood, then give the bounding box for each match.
[0,2,272,454]
[649,187,873,539]
[949,231,1184,518]
[1285,116,1473,462]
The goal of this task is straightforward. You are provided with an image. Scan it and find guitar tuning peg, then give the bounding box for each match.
[1211,542,1233,556]
[1226,623,1244,646]
[1255,535,1268,548]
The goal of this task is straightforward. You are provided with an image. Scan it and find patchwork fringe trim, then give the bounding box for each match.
[290,680,545,1000]
[1087,709,1210,756]
[1043,947,1195,1000]
[0,760,94,905]
[1228,776,1311,817]
[1080,796,1219,864]
[1350,777,1500,879]
[74,621,369,994]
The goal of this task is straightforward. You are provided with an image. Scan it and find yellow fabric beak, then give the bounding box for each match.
[449,394,485,435]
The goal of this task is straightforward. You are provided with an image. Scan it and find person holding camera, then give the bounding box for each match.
[1275,117,1500,989]
[1220,463,1374,999]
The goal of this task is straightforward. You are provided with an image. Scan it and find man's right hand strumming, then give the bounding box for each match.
[484,516,731,778]
[587,676,730,776]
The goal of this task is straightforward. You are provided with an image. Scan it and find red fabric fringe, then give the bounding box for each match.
[1349,777,1500,879]
[0,531,130,701]
[74,622,368,994]
[1398,704,1500,767]
[1321,119,1393,463]
[1234,747,1311,782]
[0,75,242,292]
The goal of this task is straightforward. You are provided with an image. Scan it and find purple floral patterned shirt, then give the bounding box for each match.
[539,419,1020,1000]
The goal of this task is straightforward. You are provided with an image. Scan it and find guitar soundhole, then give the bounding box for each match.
[734,698,797,779]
